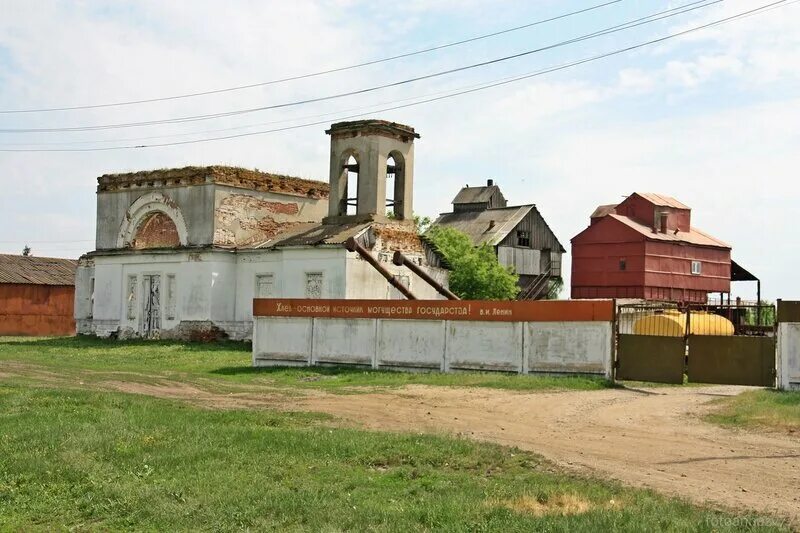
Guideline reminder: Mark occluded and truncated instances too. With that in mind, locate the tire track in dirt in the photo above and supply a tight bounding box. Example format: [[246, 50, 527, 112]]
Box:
[[2, 363, 798, 524], [297, 385, 800, 525]]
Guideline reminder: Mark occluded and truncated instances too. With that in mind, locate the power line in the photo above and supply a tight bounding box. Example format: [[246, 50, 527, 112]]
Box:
[[0, 0, 723, 134], [0, 0, 624, 114], [0, 239, 94, 243], [0, 0, 791, 153]]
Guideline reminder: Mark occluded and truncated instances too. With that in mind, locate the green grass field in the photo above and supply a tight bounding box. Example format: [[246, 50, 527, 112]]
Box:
[[706, 389, 800, 433], [0, 336, 612, 393], [0, 381, 786, 532], [0, 336, 791, 531]]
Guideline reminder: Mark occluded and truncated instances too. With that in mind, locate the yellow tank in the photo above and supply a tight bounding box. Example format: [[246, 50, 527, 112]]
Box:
[[633, 310, 734, 337]]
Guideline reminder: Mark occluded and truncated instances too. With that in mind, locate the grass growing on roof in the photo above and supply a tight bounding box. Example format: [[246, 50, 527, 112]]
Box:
[[0, 336, 612, 392], [0, 382, 786, 532]]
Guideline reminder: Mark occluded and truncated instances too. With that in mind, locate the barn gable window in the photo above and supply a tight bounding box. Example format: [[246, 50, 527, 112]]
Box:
[[517, 230, 530, 247]]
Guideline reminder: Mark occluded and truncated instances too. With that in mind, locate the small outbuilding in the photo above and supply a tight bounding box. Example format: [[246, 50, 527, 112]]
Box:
[[0, 254, 77, 336]]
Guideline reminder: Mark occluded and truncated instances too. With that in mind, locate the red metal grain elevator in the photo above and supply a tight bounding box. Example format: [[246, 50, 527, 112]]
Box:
[[570, 193, 730, 304]]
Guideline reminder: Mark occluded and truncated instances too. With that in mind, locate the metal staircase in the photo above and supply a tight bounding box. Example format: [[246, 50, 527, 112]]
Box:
[[518, 260, 553, 300]]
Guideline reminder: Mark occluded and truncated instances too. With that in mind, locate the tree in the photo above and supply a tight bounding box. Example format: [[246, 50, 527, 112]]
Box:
[[425, 226, 519, 300], [22, 245, 31, 257]]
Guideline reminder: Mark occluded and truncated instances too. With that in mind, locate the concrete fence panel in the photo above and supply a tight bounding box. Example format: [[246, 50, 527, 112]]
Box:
[[252, 298, 615, 376], [777, 300, 800, 390], [254, 316, 312, 366], [311, 318, 375, 366], [526, 322, 612, 377], [377, 319, 444, 370], [446, 321, 523, 372]]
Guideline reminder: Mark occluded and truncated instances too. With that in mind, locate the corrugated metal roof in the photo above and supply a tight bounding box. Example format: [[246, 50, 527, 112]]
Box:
[[252, 222, 371, 249], [452, 185, 500, 205], [0, 254, 77, 286], [633, 193, 690, 209], [609, 214, 730, 248], [433, 205, 534, 246]]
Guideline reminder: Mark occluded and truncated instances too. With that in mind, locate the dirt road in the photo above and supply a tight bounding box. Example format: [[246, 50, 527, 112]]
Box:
[[299, 385, 800, 524]]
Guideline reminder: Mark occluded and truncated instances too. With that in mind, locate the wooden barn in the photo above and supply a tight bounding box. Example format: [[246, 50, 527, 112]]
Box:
[[570, 193, 731, 303], [433, 180, 565, 299], [0, 254, 77, 336]]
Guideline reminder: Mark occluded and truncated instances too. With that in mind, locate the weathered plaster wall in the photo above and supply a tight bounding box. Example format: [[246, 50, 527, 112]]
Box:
[[234, 248, 347, 324], [96, 185, 216, 249], [213, 186, 328, 247], [344, 253, 447, 301]]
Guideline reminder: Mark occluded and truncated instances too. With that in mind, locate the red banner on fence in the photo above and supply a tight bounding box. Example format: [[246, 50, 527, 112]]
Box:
[[253, 299, 614, 323]]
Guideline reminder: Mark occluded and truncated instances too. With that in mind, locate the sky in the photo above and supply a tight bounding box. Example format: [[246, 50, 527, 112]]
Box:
[[0, 0, 798, 300]]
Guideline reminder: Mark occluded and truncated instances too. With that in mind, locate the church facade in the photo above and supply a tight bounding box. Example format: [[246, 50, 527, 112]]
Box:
[[75, 120, 449, 340]]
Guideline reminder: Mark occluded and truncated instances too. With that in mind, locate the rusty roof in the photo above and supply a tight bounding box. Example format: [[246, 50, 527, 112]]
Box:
[[250, 222, 372, 249], [608, 214, 730, 248], [0, 254, 77, 286], [633, 193, 690, 209], [97, 166, 329, 199]]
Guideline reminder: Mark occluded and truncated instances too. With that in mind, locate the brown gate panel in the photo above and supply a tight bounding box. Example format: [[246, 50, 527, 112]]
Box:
[[687, 336, 775, 387], [617, 335, 685, 384]]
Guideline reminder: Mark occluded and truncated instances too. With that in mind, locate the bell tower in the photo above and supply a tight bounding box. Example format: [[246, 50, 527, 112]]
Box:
[[324, 120, 419, 225]]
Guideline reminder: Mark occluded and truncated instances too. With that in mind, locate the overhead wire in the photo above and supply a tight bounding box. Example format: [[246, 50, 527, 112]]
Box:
[[0, 0, 724, 134], [0, 0, 791, 152], [0, 0, 625, 114]]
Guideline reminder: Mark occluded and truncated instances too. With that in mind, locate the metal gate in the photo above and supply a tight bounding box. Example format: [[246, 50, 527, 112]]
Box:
[[616, 304, 685, 384], [142, 274, 161, 338], [685, 304, 775, 387], [615, 303, 776, 386]]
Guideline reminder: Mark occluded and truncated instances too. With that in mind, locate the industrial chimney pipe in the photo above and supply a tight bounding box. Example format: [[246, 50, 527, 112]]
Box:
[[393, 251, 460, 301], [344, 237, 417, 300]]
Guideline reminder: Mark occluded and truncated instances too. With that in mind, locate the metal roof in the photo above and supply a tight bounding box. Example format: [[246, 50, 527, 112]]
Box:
[[251, 222, 371, 249], [731, 260, 758, 282], [608, 214, 730, 248], [590, 204, 617, 218], [633, 193, 690, 209], [434, 205, 534, 247], [0, 254, 77, 286], [452, 185, 502, 205]]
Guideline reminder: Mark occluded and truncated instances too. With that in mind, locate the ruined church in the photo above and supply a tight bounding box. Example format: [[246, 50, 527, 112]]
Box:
[[75, 120, 449, 340]]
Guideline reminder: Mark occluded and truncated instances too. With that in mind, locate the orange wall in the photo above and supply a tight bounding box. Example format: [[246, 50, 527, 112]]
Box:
[[0, 284, 75, 336]]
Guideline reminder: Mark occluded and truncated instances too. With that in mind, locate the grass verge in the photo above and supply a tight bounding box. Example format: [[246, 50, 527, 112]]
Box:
[[0, 336, 612, 392], [706, 389, 800, 433], [0, 382, 786, 531]]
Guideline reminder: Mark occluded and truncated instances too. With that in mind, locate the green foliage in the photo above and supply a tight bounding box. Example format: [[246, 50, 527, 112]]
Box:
[[425, 226, 520, 300], [21, 245, 30, 257]]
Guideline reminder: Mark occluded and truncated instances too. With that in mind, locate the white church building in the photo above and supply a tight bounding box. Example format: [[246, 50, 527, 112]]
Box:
[[75, 120, 449, 340]]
